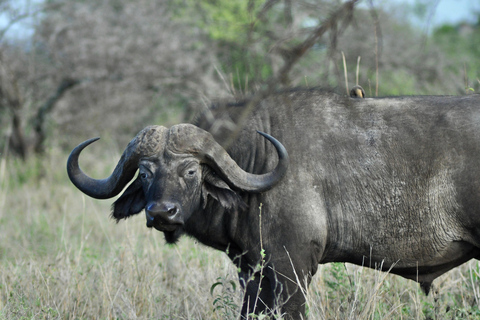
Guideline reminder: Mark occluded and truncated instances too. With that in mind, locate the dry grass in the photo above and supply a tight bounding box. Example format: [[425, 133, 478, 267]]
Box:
[[1, 147, 480, 319]]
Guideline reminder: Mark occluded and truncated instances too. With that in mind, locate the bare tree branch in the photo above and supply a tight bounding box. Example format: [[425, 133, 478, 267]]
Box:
[[279, 0, 359, 85], [257, 0, 281, 21], [224, 0, 360, 148], [33, 77, 81, 154], [0, 2, 61, 42]]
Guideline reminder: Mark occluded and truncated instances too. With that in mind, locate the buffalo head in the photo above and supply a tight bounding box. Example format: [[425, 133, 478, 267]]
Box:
[[67, 124, 288, 241]]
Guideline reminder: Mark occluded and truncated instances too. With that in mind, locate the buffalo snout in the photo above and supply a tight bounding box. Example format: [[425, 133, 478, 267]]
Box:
[[145, 201, 183, 231]]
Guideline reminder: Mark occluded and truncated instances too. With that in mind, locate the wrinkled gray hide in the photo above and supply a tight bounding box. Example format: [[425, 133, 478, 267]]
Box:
[[68, 89, 480, 319]]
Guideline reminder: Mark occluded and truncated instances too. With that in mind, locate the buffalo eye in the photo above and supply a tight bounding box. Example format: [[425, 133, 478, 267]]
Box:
[[182, 164, 198, 179], [139, 167, 151, 181], [186, 169, 196, 177], [179, 160, 200, 179]]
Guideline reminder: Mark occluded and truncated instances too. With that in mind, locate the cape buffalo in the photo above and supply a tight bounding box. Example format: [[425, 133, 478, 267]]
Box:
[[67, 89, 480, 319]]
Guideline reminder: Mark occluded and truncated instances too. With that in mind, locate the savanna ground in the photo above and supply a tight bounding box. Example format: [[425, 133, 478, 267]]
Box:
[[1, 143, 480, 320]]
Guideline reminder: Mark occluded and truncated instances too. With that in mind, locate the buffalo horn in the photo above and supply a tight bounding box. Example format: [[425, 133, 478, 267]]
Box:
[[67, 126, 168, 199], [167, 124, 289, 192]]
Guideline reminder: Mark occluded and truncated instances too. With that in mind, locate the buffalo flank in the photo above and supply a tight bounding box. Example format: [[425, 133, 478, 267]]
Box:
[[68, 90, 480, 319]]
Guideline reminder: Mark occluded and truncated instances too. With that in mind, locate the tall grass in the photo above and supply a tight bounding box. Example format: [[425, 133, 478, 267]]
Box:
[[1, 147, 480, 319]]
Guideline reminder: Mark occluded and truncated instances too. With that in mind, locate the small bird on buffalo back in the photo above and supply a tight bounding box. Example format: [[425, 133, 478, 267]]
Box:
[[350, 85, 366, 98]]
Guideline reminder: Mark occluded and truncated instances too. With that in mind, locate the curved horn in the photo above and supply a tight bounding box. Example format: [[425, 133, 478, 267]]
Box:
[[167, 124, 289, 192], [67, 126, 168, 199]]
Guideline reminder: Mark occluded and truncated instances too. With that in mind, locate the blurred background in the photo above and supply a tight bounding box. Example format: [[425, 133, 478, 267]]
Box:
[[0, 0, 479, 160]]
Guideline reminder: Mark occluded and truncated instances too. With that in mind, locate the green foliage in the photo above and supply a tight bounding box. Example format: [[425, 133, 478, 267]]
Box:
[[377, 70, 417, 96], [432, 19, 480, 92], [5, 157, 43, 188], [195, 0, 262, 43], [172, 0, 275, 91], [325, 262, 353, 303], [210, 276, 239, 318]]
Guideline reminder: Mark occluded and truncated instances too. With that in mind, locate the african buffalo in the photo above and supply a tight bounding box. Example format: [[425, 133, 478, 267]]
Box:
[[67, 89, 480, 319]]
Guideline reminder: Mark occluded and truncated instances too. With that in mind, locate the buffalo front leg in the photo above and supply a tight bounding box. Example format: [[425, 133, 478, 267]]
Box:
[[239, 270, 275, 318], [238, 267, 307, 320], [275, 270, 309, 320]]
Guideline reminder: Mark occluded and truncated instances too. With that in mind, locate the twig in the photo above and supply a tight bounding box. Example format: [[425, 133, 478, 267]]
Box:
[[214, 65, 232, 96], [464, 63, 469, 93], [356, 56, 361, 86], [342, 51, 349, 95], [369, 0, 381, 96], [252, 203, 265, 315], [0, 2, 62, 42], [257, 0, 280, 22], [374, 22, 379, 96]]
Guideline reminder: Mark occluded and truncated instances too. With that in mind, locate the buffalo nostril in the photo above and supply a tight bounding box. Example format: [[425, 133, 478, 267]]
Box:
[[145, 201, 182, 224], [161, 202, 179, 217], [167, 207, 178, 216]]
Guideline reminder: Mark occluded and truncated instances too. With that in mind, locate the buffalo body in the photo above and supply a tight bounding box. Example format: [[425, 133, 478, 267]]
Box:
[[67, 90, 480, 319]]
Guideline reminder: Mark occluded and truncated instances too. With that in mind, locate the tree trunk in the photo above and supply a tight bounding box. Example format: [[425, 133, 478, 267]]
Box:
[[32, 77, 80, 154]]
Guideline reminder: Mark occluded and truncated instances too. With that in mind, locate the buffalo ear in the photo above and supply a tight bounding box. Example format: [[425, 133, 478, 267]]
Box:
[[202, 166, 247, 211], [111, 177, 146, 221]]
